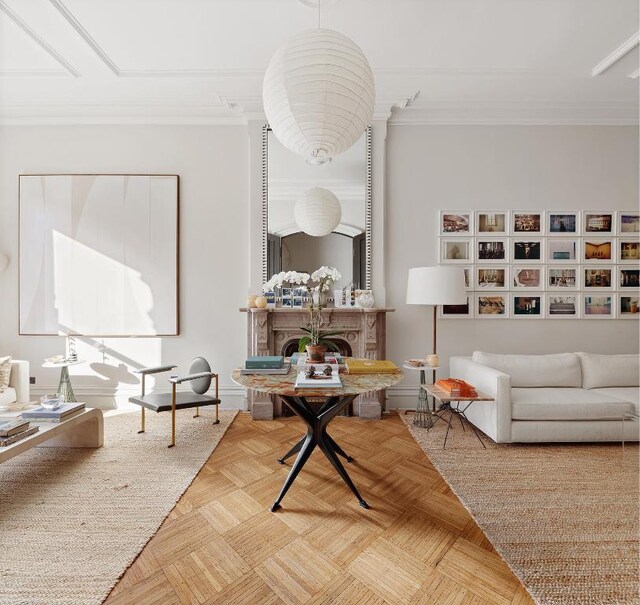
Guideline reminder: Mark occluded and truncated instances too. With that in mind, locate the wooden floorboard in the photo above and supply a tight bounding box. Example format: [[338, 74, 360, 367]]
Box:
[[104, 413, 534, 605]]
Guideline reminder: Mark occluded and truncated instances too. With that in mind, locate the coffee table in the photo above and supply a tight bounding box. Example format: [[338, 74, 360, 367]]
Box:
[[422, 384, 493, 449], [232, 367, 404, 511], [0, 408, 103, 464]]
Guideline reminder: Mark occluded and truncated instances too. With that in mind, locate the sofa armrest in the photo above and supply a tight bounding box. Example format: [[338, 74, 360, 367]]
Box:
[[9, 360, 30, 404], [450, 356, 512, 442]]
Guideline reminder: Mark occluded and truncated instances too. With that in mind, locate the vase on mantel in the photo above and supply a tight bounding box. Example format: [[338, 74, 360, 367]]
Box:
[[312, 290, 328, 307]]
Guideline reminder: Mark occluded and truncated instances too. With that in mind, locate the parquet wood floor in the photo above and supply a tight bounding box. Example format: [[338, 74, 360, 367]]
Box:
[[104, 413, 534, 605]]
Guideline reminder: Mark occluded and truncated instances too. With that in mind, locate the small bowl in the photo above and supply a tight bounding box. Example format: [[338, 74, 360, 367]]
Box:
[[41, 393, 63, 410], [406, 359, 424, 367]]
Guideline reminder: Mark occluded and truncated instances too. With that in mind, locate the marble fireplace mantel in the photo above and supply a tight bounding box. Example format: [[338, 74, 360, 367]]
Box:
[[240, 307, 395, 420]]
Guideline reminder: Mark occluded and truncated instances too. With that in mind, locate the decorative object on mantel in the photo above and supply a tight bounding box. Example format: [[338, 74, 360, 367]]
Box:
[[262, 0, 375, 164], [294, 187, 342, 237], [254, 295, 268, 309], [247, 294, 258, 308], [355, 289, 375, 308]]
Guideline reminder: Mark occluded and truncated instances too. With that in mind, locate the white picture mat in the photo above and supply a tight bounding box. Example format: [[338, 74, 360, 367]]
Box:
[[19, 175, 178, 336]]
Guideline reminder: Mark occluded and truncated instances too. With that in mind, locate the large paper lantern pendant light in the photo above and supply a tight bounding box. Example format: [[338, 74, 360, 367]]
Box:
[[294, 187, 342, 236], [263, 28, 375, 163]]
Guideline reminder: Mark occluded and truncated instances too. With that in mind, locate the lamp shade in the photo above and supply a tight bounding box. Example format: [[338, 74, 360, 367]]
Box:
[[294, 187, 342, 237], [406, 266, 467, 305], [263, 28, 375, 162]]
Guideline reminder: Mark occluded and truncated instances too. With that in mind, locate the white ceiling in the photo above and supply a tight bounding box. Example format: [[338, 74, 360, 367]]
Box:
[[0, 0, 638, 124]]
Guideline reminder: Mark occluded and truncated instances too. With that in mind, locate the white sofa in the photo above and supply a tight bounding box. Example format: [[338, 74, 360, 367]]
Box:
[[0, 360, 30, 411], [450, 352, 639, 443]]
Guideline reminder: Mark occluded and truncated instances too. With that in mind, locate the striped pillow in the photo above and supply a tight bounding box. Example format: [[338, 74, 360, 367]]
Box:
[[0, 356, 11, 393]]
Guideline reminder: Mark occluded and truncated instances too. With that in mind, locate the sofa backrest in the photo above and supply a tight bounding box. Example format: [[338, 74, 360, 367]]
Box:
[[576, 352, 640, 389], [471, 351, 582, 388]]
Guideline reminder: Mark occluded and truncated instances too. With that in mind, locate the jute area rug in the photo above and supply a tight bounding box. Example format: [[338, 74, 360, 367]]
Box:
[[0, 408, 237, 605], [401, 413, 639, 605]]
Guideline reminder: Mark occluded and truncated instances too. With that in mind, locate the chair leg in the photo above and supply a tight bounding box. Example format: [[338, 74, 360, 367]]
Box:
[[213, 403, 220, 425], [169, 384, 176, 448], [138, 407, 145, 434], [193, 405, 199, 418]]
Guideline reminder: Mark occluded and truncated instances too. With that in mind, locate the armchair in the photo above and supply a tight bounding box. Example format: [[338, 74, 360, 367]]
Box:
[[129, 357, 220, 448], [0, 360, 30, 411]]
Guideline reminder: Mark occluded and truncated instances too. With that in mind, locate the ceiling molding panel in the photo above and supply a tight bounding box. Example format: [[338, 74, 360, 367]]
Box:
[[48, 0, 119, 75], [592, 32, 639, 76], [0, 0, 78, 77]]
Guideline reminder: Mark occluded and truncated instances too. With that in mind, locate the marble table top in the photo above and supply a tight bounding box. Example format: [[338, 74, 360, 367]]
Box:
[[231, 367, 404, 398]]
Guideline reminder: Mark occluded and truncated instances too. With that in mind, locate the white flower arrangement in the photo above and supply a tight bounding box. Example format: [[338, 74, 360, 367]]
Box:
[[263, 266, 341, 296]]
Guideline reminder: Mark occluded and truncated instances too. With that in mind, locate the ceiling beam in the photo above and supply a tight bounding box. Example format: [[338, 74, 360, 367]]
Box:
[[592, 31, 639, 77]]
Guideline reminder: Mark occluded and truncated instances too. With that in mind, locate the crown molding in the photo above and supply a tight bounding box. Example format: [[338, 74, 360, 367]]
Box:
[[0, 0, 79, 77], [592, 31, 639, 77]]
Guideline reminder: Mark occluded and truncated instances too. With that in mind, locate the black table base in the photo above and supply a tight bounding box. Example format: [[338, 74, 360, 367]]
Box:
[[271, 394, 368, 512], [431, 401, 487, 449]]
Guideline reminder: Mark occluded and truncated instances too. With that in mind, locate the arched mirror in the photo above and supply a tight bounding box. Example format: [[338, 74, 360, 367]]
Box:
[[262, 125, 372, 291]]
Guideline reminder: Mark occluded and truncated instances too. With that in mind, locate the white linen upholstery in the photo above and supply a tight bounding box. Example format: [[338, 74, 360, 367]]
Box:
[[511, 420, 639, 443], [450, 357, 512, 442], [593, 387, 640, 412], [471, 351, 582, 388], [0, 387, 17, 408], [5, 360, 30, 406], [577, 353, 640, 389], [511, 387, 633, 421]]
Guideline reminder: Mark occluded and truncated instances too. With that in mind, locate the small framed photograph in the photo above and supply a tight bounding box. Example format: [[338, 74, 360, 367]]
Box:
[[547, 238, 579, 263], [619, 295, 640, 318], [440, 211, 473, 236], [265, 291, 276, 309], [282, 297, 293, 308], [462, 266, 473, 290], [512, 212, 543, 235], [281, 288, 292, 298], [584, 295, 613, 318], [547, 294, 580, 318], [512, 266, 543, 290], [292, 297, 304, 308], [476, 294, 509, 318], [547, 211, 579, 235], [476, 267, 508, 290], [584, 239, 613, 262], [512, 239, 544, 262], [620, 268, 640, 289], [439, 296, 474, 319], [476, 211, 508, 235], [583, 267, 613, 290], [477, 239, 508, 262], [618, 211, 640, 235], [583, 211, 614, 235], [547, 266, 578, 290], [440, 239, 472, 263], [619, 241, 640, 264], [512, 294, 544, 319]]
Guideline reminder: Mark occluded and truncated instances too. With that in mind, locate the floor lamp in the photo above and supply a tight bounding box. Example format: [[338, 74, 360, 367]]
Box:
[[406, 266, 468, 425]]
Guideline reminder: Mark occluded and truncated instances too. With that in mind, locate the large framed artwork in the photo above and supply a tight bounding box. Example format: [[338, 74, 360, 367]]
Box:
[[19, 174, 179, 336]]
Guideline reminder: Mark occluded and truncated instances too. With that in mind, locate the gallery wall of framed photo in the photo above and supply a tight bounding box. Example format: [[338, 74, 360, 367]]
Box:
[[438, 210, 640, 320]]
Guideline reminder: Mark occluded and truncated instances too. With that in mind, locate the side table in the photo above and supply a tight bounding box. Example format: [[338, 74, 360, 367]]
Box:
[[403, 363, 439, 429], [42, 359, 85, 403]]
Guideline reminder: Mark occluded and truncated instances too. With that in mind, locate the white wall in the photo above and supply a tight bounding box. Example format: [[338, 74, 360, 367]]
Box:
[[0, 125, 249, 408], [384, 125, 639, 408]]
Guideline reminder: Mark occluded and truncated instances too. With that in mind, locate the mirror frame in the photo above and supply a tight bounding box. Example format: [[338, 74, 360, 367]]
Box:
[[261, 124, 372, 289]]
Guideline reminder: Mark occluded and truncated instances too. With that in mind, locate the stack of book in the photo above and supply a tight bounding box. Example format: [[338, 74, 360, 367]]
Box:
[[435, 379, 478, 398], [294, 369, 342, 389], [241, 356, 291, 375], [21, 401, 86, 423], [345, 359, 399, 374], [0, 419, 39, 447]]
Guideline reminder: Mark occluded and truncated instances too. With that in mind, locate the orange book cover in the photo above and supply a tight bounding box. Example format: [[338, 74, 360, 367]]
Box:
[[345, 359, 400, 374]]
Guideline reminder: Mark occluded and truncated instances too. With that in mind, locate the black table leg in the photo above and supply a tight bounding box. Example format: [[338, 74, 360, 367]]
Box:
[[271, 394, 366, 511]]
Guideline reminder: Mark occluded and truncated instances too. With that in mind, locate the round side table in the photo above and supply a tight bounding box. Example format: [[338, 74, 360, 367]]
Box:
[[403, 363, 439, 429], [42, 359, 85, 403]]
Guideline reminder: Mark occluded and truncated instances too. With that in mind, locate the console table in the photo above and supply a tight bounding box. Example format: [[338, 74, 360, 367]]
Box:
[[240, 307, 394, 420]]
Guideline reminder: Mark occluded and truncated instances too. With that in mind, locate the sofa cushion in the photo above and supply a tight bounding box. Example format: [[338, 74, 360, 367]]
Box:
[[0, 387, 17, 408], [576, 353, 640, 389], [592, 387, 640, 413], [511, 387, 634, 421], [472, 351, 581, 388]]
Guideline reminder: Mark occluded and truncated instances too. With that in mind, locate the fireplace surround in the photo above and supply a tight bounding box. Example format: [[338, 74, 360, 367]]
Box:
[[241, 307, 394, 419]]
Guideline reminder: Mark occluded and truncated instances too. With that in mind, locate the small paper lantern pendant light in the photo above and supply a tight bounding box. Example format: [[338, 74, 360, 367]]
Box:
[[263, 27, 375, 162], [294, 187, 342, 237]]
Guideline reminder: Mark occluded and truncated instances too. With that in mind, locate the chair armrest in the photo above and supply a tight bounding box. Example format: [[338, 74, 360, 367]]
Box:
[[135, 365, 177, 375], [169, 372, 217, 384], [9, 360, 30, 404], [450, 356, 512, 442]]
